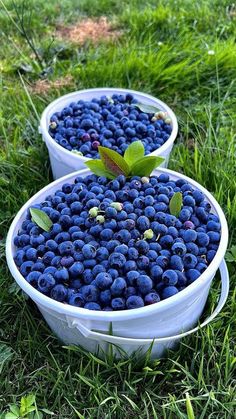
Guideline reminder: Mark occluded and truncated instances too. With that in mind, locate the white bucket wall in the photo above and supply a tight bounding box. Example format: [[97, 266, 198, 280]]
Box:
[[6, 168, 229, 358], [39, 88, 178, 179]]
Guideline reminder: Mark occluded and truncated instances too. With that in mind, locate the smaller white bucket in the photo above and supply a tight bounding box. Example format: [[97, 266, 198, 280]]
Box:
[[39, 88, 178, 179], [6, 168, 229, 359]]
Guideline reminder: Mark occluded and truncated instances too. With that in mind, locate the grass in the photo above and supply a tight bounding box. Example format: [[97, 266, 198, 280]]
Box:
[[0, 0, 235, 417]]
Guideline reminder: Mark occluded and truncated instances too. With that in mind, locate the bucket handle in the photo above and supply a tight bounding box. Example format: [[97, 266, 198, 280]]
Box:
[[68, 260, 229, 345]]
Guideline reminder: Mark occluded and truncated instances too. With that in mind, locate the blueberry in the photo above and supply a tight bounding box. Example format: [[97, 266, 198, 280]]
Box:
[[84, 302, 101, 311], [176, 271, 187, 287], [54, 268, 69, 283], [156, 255, 169, 269], [137, 275, 153, 294], [42, 251, 55, 265], [69, 262, 84, 277], [186, 269, 201, 283], [96, 247, 109, 261], [81, 285, 99, 302], [69, 293, 85, 307], [50, 284, 68, 302], [137, 216, 150, 232], [207, 231, 220, 243], [82, 244, 96, 259], [126, 295, 144, 309], [162, 286, 179, 299], [162, 269, 178, 285], [126, 270, 139, 286], [170, 255, 184, 271], [111, 297, 126, 310], [150, 265, 163, 281], [38, 273, 55, 293], [20, 261, 34, 276], [159, 235, 174, 248], [14, 250, 25, 266], [144, 292, 160, 305], [100, 289, 112, 305], [197, 232, 210, 247], [207, 250, 216, 263], [182, 229, 197, 243], [135, 240, 149, 254], [171, 242, 187, 256], [109, 252, 126, 268], [186, 242, 199, 256], [95, 272, 113, 290], [111, 277, 127, 296], [26, 271, 41, 285], [183, 253, 198, 269], [179, 209, 191, 222], [206, 221, 221, 231]]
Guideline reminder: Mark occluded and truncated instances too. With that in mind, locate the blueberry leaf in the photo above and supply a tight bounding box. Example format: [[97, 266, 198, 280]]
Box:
[[169, 192, 183, 217], [30, 208, 53, 232], [85, 159, 115, 179], [135, 102, 161, 114], [124, 140, 144, 166], [98, 146, 130, 177], [130, 156, 164, 176]]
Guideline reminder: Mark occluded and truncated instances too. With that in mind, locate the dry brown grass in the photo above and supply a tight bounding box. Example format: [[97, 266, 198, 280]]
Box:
[[30, 75, 74, 94], [55, 17, 121, 44]]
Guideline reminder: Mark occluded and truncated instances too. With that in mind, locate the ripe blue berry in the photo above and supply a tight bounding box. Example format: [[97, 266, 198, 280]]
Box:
[[126, 295, 144, 309], [137, 275, 153, 294], [50, 284, 68, 302], [162, 286, 179, 299], [183, 253, 198, 269], [162, 269, 178, 285]]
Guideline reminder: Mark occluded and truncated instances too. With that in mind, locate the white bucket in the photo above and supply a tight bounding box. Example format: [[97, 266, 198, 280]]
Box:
[[6, 168, 229, 359], [39, 88, 178, 179]]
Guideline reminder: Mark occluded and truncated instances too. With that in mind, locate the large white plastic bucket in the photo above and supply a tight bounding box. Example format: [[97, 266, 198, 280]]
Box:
[[6, 168, 229, 359], [39, 88, 178, 179]]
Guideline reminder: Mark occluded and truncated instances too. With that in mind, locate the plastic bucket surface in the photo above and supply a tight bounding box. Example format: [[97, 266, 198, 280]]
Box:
[[6, 168, 229, 358], [39, 88, 178, 179]]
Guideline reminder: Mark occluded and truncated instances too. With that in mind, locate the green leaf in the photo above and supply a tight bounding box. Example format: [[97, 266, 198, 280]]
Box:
[[98, 146, 130, 177], [30, 208, 53, 232], [186, 393, 195, 419], [169, 192, 183, 217], [130, 156, 164, 177], [124, 141, 144, 166], [41, 408, 55, 415], [5, 413, 18, 419], [9, 406, 20, 416], [135, 102, 161, 114], [85, 160, 115, 179]]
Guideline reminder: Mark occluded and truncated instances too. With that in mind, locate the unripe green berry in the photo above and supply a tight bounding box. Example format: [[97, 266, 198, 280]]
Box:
[[110, 202, 123, 211], [164, 117, 172, 124], [155, 111, 166, 120], [96, 215, 105, 223], [141, 176, 149, 184], [89, 207, 99, 217], [49, 121, 57, 129], [143, 229, 154, 240], [151, 116, 157, 122]]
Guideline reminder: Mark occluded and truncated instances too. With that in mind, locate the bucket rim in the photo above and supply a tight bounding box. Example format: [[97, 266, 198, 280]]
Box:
[[39, 87, 178, 162], [6, 167, 228, 321]]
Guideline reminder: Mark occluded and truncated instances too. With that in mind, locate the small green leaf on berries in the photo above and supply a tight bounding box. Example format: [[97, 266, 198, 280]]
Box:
[[135, 103, 161, 114], [124, 140, 144, 166], [98, 146, 130, 177], [85, 159, 115, 179], [169, 192, 183, 217], [130, 156, 164, 177], [30, 208, 53, 232]]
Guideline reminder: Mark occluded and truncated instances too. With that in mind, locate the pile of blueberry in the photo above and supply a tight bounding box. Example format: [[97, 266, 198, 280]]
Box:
[[13, 173, 221, 311], [48, 93, 172, 157]]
